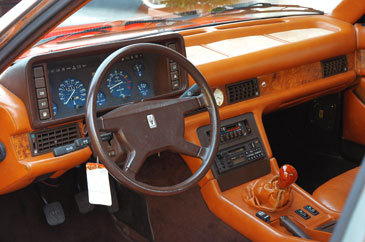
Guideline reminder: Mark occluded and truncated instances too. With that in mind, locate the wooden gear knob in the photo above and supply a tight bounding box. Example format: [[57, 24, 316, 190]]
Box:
[[277, 164, 298, 189]]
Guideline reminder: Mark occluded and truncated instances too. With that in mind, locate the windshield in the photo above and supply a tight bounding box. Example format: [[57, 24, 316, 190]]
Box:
[[36, 0, 342, 45]]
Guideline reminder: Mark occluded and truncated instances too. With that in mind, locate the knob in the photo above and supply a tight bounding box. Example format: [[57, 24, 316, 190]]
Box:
[[277, 164, 298, 189]]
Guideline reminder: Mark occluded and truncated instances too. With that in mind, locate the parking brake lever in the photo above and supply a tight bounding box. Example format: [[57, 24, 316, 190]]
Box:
[[280, 216, 311, 239]]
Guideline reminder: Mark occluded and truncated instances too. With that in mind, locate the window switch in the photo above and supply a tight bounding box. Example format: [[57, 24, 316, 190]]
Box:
[[295, 209, 311, 220], [304, 205, 319, 216], [256, 211, 270, 223]]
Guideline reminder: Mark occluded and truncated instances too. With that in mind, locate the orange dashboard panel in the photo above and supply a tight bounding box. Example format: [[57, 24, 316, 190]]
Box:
[[0, 84, 91, 194]]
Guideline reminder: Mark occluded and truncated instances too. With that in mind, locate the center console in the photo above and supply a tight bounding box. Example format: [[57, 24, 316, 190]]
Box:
[[198, 113, 270, 191], [198, 113, 337, 242]]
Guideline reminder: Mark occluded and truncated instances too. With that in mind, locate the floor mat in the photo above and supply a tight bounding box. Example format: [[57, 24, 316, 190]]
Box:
[[146, 187, 249, 242], [136, 151, 250, 242], [0, 171, 127, 242]]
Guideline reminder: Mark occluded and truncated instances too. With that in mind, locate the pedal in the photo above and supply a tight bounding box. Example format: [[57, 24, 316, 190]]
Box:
[[75, 191, 95, 214], [43, 202, 65, 226], [107, 179, 119, 213]]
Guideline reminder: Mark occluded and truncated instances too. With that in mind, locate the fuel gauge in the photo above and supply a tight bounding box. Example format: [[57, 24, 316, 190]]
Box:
[[137, 82, 150, 96]]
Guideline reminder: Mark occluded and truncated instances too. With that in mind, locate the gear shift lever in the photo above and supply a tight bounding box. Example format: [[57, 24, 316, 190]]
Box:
[[277, 164, 298, 189], [244, 164, 297, 212]]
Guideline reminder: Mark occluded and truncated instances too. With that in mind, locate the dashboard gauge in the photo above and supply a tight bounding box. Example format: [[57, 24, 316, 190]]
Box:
[[96, 91, 106, 106], [58, 78, 87, 109], [52, 102, 58, 116], [137, 82, 150, 96], [213, 88, 224, 106], [107, 70, 132, 98], [133, 62, 145, 77]]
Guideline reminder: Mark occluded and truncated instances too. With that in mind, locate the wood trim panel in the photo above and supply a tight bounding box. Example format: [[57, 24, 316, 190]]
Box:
[[11, 133, 31, 161], [259, 53, 354, 96], [208, 53, 354, 109]]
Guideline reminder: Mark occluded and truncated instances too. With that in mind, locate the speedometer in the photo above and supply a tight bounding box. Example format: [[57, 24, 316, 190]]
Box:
[[58, 78, 87, 109], [107, 70, 133, 99]]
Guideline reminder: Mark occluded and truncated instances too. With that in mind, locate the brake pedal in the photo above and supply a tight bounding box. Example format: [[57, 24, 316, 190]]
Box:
[[43, 202, 65, 226], [75, 191, 95, 214]]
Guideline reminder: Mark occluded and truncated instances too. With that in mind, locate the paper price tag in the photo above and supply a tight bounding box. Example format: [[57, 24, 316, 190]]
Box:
[[86, 163, 112, 206]]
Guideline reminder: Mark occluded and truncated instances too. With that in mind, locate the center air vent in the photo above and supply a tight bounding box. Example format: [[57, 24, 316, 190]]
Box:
[[30, 123, 80, 156], [321, 55, 347, 78], [226, 78, 259, 104]]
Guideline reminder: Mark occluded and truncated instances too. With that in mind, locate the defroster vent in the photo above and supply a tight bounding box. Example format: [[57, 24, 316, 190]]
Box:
[[30, 123, 80, 156], [321, 55, 347, 78], [226, 78, 259, 104]]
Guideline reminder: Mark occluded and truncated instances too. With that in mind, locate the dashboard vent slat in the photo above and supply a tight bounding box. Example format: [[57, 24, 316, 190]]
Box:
[[226, 78, 259, 104], [321, 55, 347, 78], [30, 123, 80, 156]]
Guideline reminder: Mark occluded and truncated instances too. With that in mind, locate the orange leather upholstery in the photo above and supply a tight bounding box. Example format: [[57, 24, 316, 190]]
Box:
[[312, 167, 359, 214]]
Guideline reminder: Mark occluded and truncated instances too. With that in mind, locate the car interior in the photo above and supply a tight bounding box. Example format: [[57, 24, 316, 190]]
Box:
[[0, 0, 364, 241]]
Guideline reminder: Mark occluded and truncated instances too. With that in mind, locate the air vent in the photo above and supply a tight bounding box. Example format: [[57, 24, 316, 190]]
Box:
[[321, 55, 347, 78], [226, 78, 259, 104], [30, 123, 80, 156]]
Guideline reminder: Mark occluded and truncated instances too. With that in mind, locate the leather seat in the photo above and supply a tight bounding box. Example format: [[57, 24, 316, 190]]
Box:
[[312, 167, 359, 214]]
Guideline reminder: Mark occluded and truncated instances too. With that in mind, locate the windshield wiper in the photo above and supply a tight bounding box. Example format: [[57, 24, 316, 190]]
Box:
[[211, 2, 323, 15], [34, 25, 112, 47], [124, 10, 200, 27]]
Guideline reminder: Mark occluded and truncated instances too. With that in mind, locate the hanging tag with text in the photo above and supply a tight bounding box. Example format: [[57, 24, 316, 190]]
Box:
[[86, 163, 112, 206]]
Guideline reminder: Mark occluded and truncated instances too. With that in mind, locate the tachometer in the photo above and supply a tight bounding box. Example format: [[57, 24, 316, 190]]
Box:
[[137, 82, 150, 96], [107, 70, 132, 99], [58, 78, 87, 109]]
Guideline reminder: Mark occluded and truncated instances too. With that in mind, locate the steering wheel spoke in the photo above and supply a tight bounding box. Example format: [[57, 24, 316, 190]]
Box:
[[176, 94, 207, 115], [122, 150, 146, 179], [173, 139, 208, 160]]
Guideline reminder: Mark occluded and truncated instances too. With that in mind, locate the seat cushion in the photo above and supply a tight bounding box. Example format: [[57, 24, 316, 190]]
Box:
[[312, 167, 359, 214]]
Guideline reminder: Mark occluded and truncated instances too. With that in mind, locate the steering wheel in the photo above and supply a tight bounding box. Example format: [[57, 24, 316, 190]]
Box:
[[86, 43, 220, 196]]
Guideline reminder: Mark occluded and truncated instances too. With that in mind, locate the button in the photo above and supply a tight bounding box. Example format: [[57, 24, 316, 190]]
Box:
[[35, 77, 46, 88], [172, 81, 179, 90], [256, 211, 270, 223], [38, 99, 48, 109], [75, 138, 90, 148], [171, 71, 179, 81], [36, 88, 47, 99], [33, 66, 44, 78], [304, 205, 319, 216], [53, 144, 77, 157], [170, 62, 178, 72], [295, 209, 311, 220], [39, 109, 50, 120]]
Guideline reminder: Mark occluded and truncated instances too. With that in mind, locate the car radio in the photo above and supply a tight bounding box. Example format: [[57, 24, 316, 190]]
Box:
[[198, 113, 270, 191], [215, 138, 265, 174]]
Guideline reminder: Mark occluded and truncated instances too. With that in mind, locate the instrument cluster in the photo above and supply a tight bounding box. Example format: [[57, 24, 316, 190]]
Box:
[[48, 53, 157, 119]]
